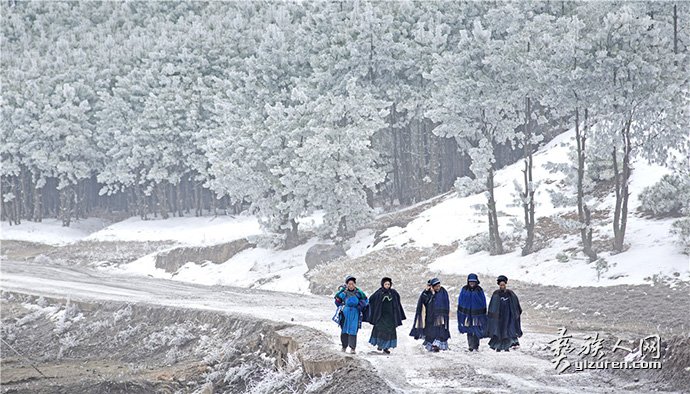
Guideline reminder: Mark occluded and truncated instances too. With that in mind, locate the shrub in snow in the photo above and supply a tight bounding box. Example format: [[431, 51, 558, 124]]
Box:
[[671, 218, 690, 255], [165, 347, 185, 365], [58, 333, 79, 359], [454, 176, 485, 198], [54, 312, 72, 335], [144, 330, 170, 351], [1, 324, 17, 343], [586, 152, 615, 182], [167, 326, 196, 347], [464, 233, 490, 255], [144, 324, 197, 352], [36, 297, 48, 307], [113, 305, 133, 323], [556, 252, 569, 263], [591, 258, 616, 282], [639, 174, 690, 218], [247, 234, 284, 249], [16, 309, 48, 326], [116, 324, 142, 344], [85, 319, 111, 334], [33, 254, 52, 264], [221, 355, 305, 393]]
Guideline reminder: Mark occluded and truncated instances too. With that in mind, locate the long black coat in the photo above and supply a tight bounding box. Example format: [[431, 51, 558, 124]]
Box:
[[364, 287, 406, 326], [485, 289, 522, 340]]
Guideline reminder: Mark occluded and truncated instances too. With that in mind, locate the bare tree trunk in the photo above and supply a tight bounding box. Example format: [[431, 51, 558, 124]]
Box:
[[20, 168, 31, 222], [0, 177, 6, 223], [184, 179, 191, 215], [365, 186, 375, 209], [486, 166, 504, 255], [576, 108, 598, 261], [210, 189, 217, 216], [2, 176, 20, 225], [401, 125, 413, 204], [13, 176, 21, 225], [60, 184, 73, 227], [521, 96, 536, 256], [177, 181, 184, 217], [195, 182, 202, 217], [33, 185, 43, 222], [73, 180, 85, 220], [136, 185, 148, 220], [673, 4, 678, 63], [337, 216, 348, 242], [171, 182, 178, 217], [284, 218, 299, 249], [391, 104, 402, 205], [612, 118, 632, 252], [156, 182, 169, 219]]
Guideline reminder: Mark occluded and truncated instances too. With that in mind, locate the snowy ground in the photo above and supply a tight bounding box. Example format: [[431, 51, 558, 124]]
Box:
[[0, 218, 110, 246], [2, 260, 683, 393], [1, 128, 688, 392]]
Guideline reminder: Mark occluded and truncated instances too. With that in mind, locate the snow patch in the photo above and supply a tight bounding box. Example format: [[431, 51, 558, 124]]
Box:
[[1, 218, 110, 246]]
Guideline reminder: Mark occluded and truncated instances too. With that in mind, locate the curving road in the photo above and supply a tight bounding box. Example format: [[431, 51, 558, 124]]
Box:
[[1, 260, 674, 393]]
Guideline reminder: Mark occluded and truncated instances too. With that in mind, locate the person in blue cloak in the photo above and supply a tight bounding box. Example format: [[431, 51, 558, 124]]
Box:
[[365, 277, 406, 354], [457, 273, 487, 352], [486, 275, 522, 352], [334, 275, 368, 354], [409, 277, 450, 352]]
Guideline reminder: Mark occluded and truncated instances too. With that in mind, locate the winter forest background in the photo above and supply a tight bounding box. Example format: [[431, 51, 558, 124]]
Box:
[[2, 1, 689, 257]]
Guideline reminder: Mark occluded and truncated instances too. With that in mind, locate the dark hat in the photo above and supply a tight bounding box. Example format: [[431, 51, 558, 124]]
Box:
[[429, 277, 441, 286], [467, 273, 480, 284], [497, 275, 508, 284], [381, 277, 392, 287], [345, 275, 356, 284]]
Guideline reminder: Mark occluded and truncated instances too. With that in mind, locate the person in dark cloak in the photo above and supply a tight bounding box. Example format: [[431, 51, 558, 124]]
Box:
[[334, 275, 368, 354], [486, 275, 522, 352], [409, 277, 450, 352], [457, 273, 487, 352], [365, 277, 406, 354]]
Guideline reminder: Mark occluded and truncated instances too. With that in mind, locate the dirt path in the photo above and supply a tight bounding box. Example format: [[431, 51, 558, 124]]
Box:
[[2, 260, 681, 393]]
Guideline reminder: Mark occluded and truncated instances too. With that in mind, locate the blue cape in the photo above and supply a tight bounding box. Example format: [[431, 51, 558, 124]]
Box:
[[457, 284, 487, 337]]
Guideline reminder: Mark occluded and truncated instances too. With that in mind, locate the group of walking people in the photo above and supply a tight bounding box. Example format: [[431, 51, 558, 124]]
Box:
[[332, 274, 522, 354]]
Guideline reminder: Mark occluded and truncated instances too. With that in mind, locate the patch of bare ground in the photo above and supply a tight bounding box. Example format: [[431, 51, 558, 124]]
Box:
[[370, 192, 452, 232], [43, 240, 178, 267], [0, 292, 393, 394], [1, 240, 57, 261], [307, 244, 459, 305]]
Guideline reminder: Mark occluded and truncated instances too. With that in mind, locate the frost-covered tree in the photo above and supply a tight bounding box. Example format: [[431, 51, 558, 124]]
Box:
[[541, 3, 615, 261], [204, 3, 312, 247], [286, 80, 388, 240], [428, 12, 530, 255], [579, 3, 689, 252]]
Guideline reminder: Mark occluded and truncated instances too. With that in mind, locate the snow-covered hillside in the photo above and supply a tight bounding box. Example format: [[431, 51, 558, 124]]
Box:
[[361, 130, 689, 287], [2, 130, 688, 291]]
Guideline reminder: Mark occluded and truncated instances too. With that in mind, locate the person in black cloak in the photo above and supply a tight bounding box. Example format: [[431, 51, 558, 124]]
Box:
[[365, 277, 406, 354], [409, 277, 451, 352], [486, 275, 522, 352], [457, 273, 487, 352]]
